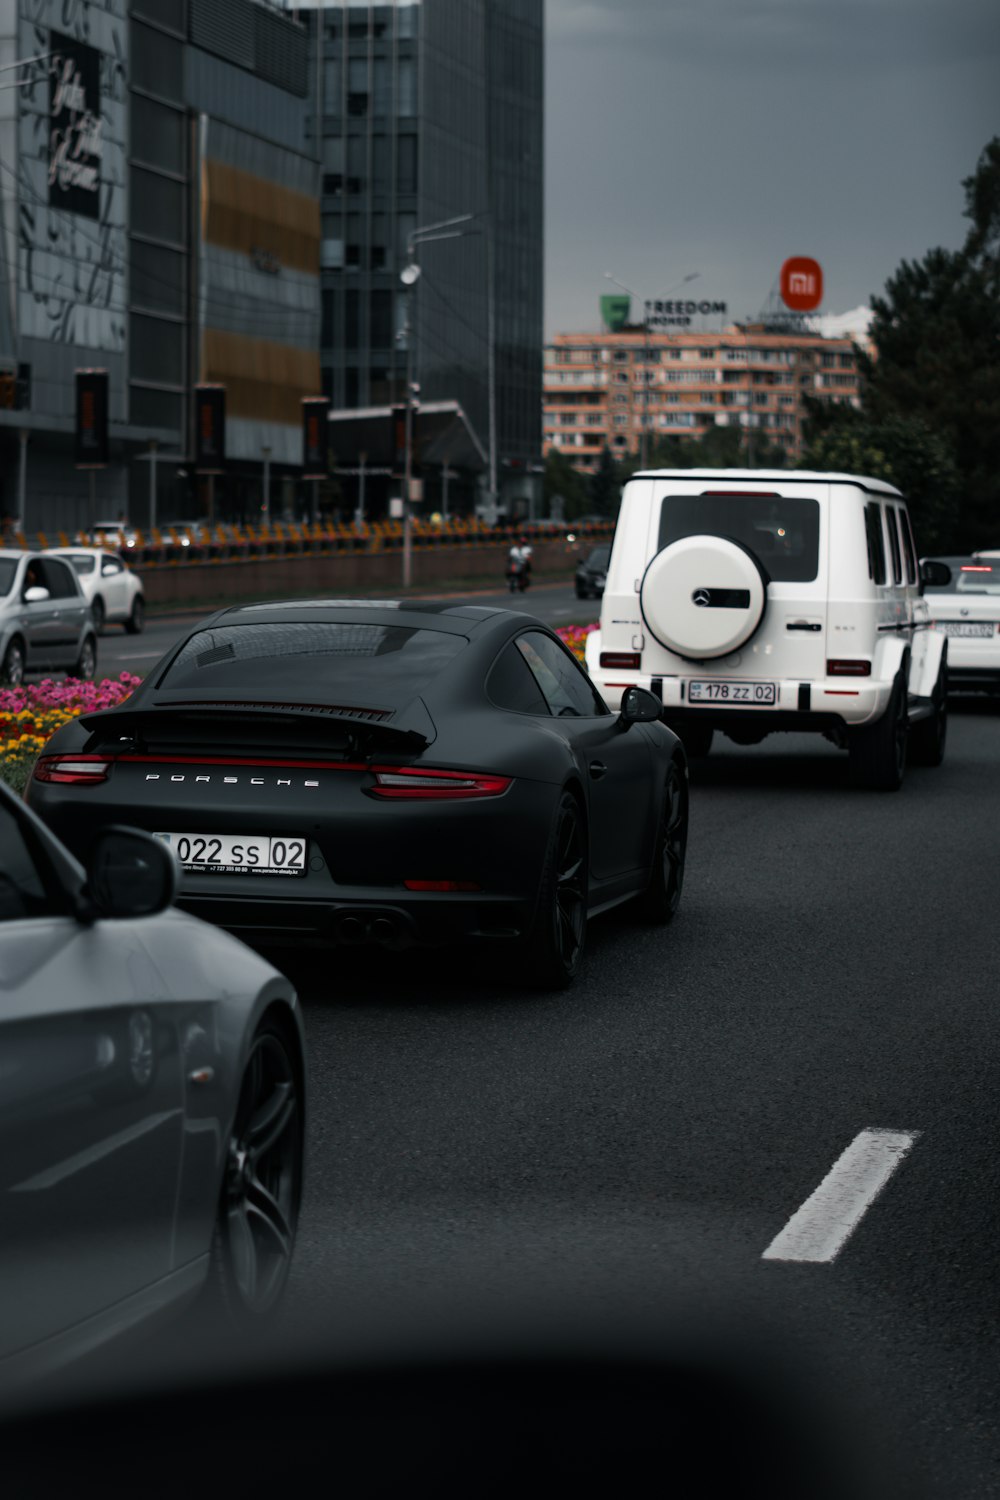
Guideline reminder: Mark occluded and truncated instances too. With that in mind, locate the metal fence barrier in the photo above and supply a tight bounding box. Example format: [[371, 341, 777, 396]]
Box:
[[3, 518, 614, 568]]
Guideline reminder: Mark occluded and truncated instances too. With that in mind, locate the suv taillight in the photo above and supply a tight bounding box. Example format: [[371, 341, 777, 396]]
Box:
[[599, 652, 641, 669], [826, 659, 872, 677], [33, 754, 113, 784]]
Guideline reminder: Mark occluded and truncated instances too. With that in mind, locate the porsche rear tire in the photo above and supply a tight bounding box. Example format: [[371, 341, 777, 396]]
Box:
[[637, 757, 688, 924], [523, 791, 587, 990]]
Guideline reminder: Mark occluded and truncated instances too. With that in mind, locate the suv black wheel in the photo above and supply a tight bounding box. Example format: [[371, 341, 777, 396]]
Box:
[[523, 791, 587, 990], [909, 652, 948, 768], [637, 757, 688, 923], [849, 664, 909, 791], [679, 722, 713, 759], [206, 1020, 303, 1326]]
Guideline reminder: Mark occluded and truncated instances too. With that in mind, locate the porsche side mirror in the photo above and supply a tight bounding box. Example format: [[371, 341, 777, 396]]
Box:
[[920, 559, 952, 589], [619, 686, 662, 727], [84, 827, 178, 921]]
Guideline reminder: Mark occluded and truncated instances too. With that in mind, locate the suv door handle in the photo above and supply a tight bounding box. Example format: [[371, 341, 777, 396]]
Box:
[[589, 760, 607, 780]]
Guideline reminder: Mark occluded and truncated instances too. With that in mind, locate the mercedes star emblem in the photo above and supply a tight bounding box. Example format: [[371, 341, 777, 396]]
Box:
[[692, 589, 711, 607]]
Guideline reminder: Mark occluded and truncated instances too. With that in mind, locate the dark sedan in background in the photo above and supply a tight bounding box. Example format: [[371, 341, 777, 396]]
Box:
[[26, 600, 688, 989], [575, 545, 610, 600]]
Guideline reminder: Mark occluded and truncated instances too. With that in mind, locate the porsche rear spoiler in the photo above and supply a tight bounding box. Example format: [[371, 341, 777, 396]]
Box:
[[79, 697, 436, 753]]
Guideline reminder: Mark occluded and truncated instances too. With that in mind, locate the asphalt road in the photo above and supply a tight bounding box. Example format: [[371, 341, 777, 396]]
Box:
[[76, 585, 1000, 1491], [274, 700, 1000, 1499], [92, 579, 594, 679]]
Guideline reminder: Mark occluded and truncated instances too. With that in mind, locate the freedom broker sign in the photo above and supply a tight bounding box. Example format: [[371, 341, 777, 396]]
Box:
[[645, 297, 728, 329], [48, 32, 102, 221]]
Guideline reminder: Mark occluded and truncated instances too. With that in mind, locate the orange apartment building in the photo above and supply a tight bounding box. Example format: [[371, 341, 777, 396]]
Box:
[[542, 326, 862, 471]]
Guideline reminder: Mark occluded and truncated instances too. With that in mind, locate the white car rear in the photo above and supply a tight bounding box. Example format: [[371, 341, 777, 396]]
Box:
[[586, 469, 948, 790], [921, 556, 1000, 693]]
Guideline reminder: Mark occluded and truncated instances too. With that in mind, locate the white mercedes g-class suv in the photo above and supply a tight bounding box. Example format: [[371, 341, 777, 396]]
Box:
[[585, 470, 949, 790]]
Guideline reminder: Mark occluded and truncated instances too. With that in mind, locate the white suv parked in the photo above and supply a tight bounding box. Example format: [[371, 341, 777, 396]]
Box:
[[586, 469, 949, 790]]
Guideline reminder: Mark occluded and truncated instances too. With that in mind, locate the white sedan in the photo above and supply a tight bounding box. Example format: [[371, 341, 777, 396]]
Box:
[[47, 547, 145, 635], [922, 555, 1000, 694]]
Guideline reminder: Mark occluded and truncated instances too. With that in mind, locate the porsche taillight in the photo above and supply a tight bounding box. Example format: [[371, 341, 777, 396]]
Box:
[[368, 767, 511, 800], [33, 754, 114, 785]]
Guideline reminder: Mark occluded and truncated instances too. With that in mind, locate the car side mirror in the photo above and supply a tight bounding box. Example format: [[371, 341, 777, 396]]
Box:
[[619, 686, 662, 727], [84, 827, 178, 920], [23, 585, 50, 603], [920, 559, 951, 589]]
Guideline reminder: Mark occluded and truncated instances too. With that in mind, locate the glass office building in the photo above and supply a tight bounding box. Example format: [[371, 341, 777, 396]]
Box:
[[293, 0, 543, 513]]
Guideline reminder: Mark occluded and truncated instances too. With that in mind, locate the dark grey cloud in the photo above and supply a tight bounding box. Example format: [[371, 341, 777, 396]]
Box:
[[544, 0, 1000, 336]]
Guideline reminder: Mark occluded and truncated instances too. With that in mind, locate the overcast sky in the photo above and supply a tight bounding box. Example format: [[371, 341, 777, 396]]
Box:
[[544, 0, 1000, 337]]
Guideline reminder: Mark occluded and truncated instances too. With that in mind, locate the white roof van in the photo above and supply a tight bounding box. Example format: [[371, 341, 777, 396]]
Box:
[[586, 470, 949, 790]]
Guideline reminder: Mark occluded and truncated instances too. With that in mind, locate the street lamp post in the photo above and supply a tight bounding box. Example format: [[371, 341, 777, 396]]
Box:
[[262, 445, 271, 524], [398, 213, 477, 588]]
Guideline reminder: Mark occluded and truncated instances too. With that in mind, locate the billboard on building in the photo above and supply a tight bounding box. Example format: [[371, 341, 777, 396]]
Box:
[[48, 32, 102, 221], [780, 258, 824, 313], [600, 295, 631, 333], [302, 398, 329, 478], [195, 385, 226, 472], [75, 369, 108, 468]]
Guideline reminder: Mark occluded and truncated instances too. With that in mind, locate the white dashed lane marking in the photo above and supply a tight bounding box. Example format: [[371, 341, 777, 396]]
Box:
[[762, 1128, 921, 1264]]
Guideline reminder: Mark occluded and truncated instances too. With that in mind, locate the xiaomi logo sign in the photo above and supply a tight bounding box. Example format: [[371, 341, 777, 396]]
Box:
[[780, 257, 823, 313]]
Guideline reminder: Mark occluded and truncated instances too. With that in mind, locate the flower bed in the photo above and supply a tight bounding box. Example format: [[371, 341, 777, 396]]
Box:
[[555, 622, 599, 663], [0, 675, 141, 795]]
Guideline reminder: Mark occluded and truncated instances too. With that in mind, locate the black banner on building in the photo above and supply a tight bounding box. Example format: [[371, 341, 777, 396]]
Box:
[[390, 403, 407, 476], [49, 32, 102, 221], [195, 385, 226, 472], [302, 397, 329, 478], [75, 369, 108, 467]]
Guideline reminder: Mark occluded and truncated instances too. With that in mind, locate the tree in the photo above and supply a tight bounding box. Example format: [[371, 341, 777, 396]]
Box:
[[588, 446, 622, 517], [806, 136, 1000, 552], [543, 447, 589, 520]]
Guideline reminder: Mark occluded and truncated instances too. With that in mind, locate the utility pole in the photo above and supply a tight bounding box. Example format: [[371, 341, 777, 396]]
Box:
[[399, 214, 476, 586], [604, 271, 699, 470]]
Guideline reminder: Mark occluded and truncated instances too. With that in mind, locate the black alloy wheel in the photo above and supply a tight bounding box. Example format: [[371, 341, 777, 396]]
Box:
[[637, 757, 688, 924], [525, 791, 587, 989], [1, 637, 25, 687], [73, 634, 97, 681], [91, 596, 105, 635], [849, 665, 909, 791], [909, 654, 948, 768], [125, 595, 145, 635], [209, 1022, 303, 1323]]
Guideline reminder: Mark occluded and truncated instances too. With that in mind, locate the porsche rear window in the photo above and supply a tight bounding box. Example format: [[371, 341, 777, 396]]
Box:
[[657, 492, 820, 582], [160, 622, 467, 704]]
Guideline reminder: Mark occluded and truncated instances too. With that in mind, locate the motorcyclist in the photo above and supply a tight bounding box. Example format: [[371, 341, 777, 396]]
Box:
[[507, 534, 533, 591]]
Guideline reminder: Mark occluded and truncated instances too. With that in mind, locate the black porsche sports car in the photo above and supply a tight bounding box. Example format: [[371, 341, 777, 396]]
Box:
[[26, 601, 688, 988]]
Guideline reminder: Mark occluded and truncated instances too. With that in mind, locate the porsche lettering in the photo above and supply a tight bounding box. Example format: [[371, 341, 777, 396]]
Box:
[[144, 773, 320, 788]]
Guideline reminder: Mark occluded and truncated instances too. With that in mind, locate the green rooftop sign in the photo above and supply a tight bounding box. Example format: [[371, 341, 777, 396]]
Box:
[[600, 294, 631, 332]]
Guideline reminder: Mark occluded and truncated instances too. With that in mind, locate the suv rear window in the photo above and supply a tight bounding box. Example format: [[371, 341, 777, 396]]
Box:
[[928, 561, 1000, 594], [657, 492, 820, 582], [160, 622, 467, 705]]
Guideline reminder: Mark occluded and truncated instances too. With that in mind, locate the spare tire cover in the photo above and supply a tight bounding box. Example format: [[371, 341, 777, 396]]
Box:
[[640, 535, 768, 661]]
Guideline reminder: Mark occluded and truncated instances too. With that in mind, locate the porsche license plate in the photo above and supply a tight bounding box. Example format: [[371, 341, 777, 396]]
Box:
[[154, 832, 307, 876], [688, 680, 777, 705]]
